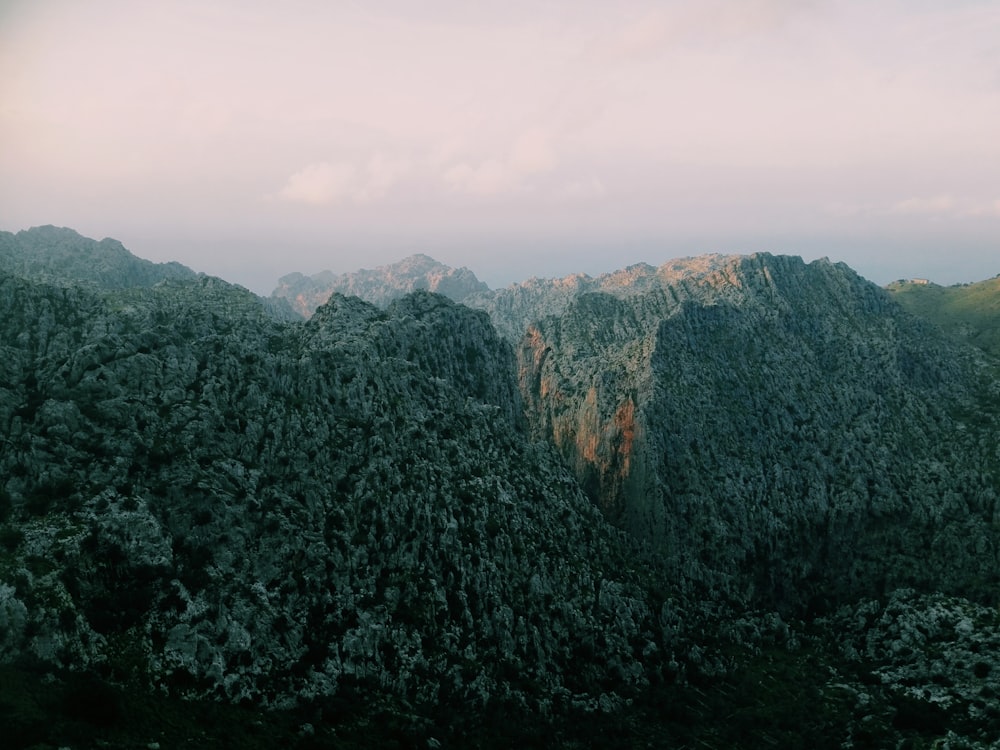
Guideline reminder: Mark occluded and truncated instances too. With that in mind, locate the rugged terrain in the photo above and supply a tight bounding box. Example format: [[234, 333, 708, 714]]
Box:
[[1, 227, 999, 747], [272, 253, 488, 318], [488, 254, 1000, 614]]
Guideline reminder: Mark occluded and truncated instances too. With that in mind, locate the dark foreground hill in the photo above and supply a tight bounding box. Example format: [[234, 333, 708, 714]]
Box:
[[2, 232, 1000, 747]]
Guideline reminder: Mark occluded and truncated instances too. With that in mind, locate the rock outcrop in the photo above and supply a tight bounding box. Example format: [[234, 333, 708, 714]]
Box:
[[3, 230, 999, 746], [272, 253, 488, 317], [0, 270, 663, 735], [474, 254, 1000, 613], [0, 226, 198, 290]]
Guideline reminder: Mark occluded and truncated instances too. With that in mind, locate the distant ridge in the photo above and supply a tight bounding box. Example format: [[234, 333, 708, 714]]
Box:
[[887, 275, 1000, 359], [271, 253, 489, 317], [0, 225, 199, 289]]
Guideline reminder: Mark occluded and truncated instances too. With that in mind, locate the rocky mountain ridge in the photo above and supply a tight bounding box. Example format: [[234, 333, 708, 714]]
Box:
[[0, 226, 199, 290], [272, 253, 488, 318], [0, 266, 672, 743], [2, 229, 1000, 747], [503, 254, 1000, 613]]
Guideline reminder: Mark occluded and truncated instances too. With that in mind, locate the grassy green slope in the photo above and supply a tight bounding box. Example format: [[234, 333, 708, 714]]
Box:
[[887, 275, 1000, 359]]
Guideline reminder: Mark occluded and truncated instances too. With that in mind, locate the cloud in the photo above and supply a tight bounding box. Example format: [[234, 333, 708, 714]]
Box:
[[276, 162, 356, 205], [963, 199, 1000, 218], [444, 159, 519, 195], [889, 195, 957, 217], [509, 129, 557, 175], [442, 128, 559, 196], [828, 195, 1000, 220], [274, 153, 410, 205], [357, 153, 411, 202], [559, 176, 607, 201], [590, 0, 812, 62], [890, 195, 1000, 219]]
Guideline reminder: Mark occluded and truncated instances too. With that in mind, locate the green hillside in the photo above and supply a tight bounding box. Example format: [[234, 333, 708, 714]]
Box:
[[888, 275, 1000, 359]]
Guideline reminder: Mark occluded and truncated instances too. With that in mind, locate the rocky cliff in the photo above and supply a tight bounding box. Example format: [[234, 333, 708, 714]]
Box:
[[272, 253, 489, 318], [473, 254, 1000, 613], [0, 269, 666, 742]]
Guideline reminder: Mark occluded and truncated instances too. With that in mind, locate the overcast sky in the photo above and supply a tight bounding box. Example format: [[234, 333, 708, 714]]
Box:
[[2, 0, 998, 293]]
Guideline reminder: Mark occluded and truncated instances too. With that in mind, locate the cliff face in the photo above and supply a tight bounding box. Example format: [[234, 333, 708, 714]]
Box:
[[272, 253, 489, 317], [0, 271, 660, 723], [492, 254, 1000, 612]]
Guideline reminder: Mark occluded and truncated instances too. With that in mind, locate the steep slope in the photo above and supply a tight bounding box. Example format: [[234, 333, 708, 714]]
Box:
[[272, 253, 488, 317], [887, 276, 1000, 360], [0, 272, 663, 738], [0, 226, 198, 289], [499, 254, 1000, 612]]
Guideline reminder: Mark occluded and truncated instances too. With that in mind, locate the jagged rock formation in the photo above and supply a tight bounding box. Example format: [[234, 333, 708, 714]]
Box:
[[471, 254, 1000, 613], [0, 225, 301, 322], [807, 587, 1000, 746], [0, 226, 198, 289], [0, 269, 664, 735], [3, 229, 1000, 746], [887, 275, 1000, 360], [272, 253, 489, 317]]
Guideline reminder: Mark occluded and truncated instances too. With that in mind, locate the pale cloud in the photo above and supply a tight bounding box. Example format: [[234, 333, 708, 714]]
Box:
[[273, 153, 410, 205], [559, 177, 608, 201], [276, 162, 357, 205], [590, 0, 812, 61], [961, 199, 1000, 219], [889, 196, 1000, 219], [889, 195, 959, 217], [357, 153, 411, 202], [444, 159, 519, 196], [509, 129, 558, 175], [829, 195, 1000, 220], [443, 128, 559, 196]]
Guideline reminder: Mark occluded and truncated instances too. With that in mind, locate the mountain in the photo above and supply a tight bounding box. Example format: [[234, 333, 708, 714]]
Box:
[[271, 253, 489, 317], [887, 276, 1000, 360], [3, 229, 1000, 747], [0, 268, 673, 745], [472, 254, 1000, 613], [0, 226, 199, 289]]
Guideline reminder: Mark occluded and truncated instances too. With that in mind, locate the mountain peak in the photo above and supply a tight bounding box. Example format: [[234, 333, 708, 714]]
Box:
[[271, 253, 489, 317], [0, 225, 198, 289]]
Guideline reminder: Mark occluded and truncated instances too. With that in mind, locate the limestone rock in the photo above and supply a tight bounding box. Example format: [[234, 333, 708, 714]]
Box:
[[272, 253, 489, 317]]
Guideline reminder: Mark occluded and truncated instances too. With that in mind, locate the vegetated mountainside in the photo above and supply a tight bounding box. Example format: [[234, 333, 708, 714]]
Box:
[[0, 225, 302, 322], [472, 254, 1000, 614], [4, 230, 1000, 747], [887, 276, 1000, 360], [0, 226, 199, 289], [0, 269, 673, 744], [272, 253, 488, 318]]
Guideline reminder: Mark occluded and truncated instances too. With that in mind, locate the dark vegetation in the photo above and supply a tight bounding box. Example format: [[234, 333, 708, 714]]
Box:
[[1, 230, 999, 747]]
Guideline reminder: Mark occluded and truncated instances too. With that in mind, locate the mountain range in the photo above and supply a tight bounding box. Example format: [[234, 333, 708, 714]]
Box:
[[1, 226, 999, 748]]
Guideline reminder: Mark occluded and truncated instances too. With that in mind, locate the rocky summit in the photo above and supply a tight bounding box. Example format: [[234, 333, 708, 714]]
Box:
[[272, 253, 489, 318], [482, 254, 1000, 613], [1, 229, 999, 748]]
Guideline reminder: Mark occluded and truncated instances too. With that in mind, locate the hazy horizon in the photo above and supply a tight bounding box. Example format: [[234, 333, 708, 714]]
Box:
[[2, 0, 998, 294]]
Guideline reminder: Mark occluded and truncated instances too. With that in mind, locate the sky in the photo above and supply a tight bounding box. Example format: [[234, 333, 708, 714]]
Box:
[[2, 0, 999, 294]]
